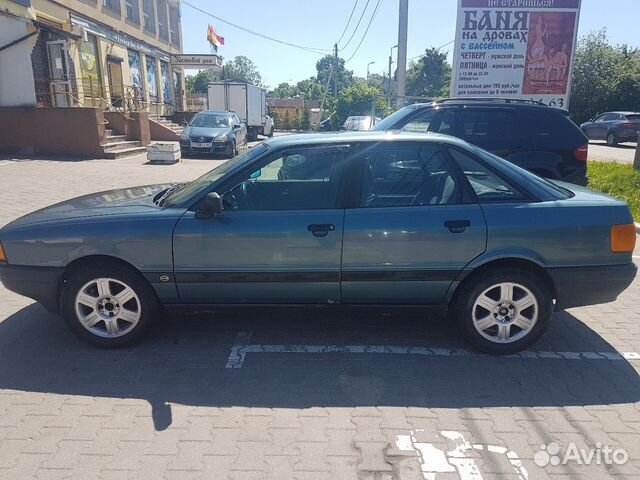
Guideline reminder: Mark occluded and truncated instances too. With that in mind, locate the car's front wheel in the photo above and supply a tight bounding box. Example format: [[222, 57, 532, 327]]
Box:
[[61, 263, 159, 348], [453, 268, 553, 354]]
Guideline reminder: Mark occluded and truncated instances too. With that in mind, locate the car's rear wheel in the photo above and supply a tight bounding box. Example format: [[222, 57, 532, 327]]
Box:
[[452, 268, 553, 354], [61, 263, 159, 348], [606, 132, 618, 147]]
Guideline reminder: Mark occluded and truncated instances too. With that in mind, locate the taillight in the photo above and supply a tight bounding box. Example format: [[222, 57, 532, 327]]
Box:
[[611, 224, 636, 253], [574, 143, 588, 162], [0, 242, 6, 263], [621, 122, 633, 127]]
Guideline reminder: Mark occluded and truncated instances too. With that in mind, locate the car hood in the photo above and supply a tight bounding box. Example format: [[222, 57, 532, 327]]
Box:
[[184, 126, 230, 138], [2, 184, 173, 230]]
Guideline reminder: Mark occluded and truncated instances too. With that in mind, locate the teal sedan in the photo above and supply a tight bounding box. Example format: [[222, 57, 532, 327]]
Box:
[[0, 132, 636, 354]]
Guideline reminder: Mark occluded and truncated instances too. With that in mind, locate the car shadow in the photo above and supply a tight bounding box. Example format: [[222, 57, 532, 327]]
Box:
[[0, 303, 637, 431]]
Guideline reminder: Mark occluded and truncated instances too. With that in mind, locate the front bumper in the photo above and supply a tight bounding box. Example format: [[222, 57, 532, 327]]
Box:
[[180, 140, 232, 155], [550, 262, 637, 310], [0, 264, 63, 313]]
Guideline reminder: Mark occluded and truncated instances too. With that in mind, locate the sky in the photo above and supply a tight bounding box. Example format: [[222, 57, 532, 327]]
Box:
[[180, 0, 640, 88]]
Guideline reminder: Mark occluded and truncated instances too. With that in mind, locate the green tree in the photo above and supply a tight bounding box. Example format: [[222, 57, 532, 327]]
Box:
[[213, 56, 263, 86], [570, 30, 640, 124], [367, 73, 385, 92], [316, 54, 354, 96], [269, 82, 297, 98], [185, 70, 211, 93], [300, 108, 311, 130], [296, 77, 324, 100], [406, 47, 452, 99], [333, 83, 389, 127]]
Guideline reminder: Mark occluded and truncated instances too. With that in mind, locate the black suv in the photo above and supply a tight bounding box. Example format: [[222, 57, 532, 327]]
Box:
[[373, 98, 589, 185]]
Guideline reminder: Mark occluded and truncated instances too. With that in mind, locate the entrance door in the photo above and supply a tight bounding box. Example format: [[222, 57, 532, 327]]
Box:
[[107, 60, 124, 107], [47, 41, 70, 107]]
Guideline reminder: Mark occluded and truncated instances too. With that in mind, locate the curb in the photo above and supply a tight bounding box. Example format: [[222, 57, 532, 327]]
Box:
[[636, 223, 640, 234]]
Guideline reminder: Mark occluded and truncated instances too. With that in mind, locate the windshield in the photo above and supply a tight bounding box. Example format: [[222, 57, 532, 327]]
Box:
[[372, 105, 422, 131], [190, 113, 230, 128], [163, 143, 269, 207]]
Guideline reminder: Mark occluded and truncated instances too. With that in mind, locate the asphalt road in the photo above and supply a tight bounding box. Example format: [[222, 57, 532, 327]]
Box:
[[589, 140, 638, 164]]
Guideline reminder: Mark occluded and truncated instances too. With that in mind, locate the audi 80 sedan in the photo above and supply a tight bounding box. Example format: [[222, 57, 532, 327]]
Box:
[[0, 132, 636, 354]]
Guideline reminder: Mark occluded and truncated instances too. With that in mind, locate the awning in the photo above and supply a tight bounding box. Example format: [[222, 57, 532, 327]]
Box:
[[34, 20, 81, 40]]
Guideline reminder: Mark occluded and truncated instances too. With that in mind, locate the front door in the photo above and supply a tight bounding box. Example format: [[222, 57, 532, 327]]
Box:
[[107, 60, 124, 107], [341, 143, 487, 304], [46, 41, 70, 107], [173, 146, 348, 304]]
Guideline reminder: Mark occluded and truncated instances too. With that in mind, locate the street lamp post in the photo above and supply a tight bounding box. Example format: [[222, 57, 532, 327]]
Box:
[[388, 45, 398, 108], [366, 61, 375, 84]]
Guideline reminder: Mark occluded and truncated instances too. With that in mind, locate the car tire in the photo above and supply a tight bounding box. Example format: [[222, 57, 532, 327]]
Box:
[[606, 132, 618, 147], [60, 263, 159, 348], [452, 268, 553, 355], [230, 140, 237, 158], [268, 128, 274, 138]]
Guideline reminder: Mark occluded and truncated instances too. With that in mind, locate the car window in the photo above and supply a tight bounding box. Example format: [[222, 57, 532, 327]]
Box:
[[190, 114, 230, 128], [224, 149, 344, 211], [447, 147, 527, 203], [603, 113, 619, 121], [401, 109, 456, 135], [233, 114, 241, 125], [594, 115, 607, 123], [459, 109, 517, 150], [626, 114, 640, 123], [360, 144, 463, 208]]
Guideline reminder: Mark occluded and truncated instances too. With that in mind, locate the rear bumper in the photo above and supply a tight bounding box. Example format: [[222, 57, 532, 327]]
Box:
[[0, 264, 63, 313], [549, 263, 637, 310]]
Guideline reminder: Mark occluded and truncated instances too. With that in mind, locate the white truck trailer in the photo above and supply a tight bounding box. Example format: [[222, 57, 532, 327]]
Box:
[[207, 82, 271, 141]]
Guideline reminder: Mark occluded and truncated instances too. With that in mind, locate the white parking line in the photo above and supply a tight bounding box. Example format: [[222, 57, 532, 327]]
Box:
[[224, 334, 640, 368], [0, 161, 12, 167]]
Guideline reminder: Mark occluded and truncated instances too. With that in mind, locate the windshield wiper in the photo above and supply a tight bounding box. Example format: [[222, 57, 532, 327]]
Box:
[[154, 183, 186, 207]]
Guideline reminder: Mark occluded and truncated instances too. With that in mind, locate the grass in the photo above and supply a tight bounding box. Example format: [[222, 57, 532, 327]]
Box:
[[588, 161, 640, 222]]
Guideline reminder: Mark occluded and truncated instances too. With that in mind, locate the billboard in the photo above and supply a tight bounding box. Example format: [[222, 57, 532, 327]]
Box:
[[451, 0, 581, 109]]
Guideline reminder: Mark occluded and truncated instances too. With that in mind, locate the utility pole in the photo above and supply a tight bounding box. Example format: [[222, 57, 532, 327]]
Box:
[[396, 0, 408, 108], [387, 54, 392, 108], [333, 43, 338, 98], [634, 132, 640, 171]]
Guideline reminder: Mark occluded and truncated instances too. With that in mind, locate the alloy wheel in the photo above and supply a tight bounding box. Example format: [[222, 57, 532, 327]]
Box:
[[471, 282, 539, 344], [74, 278, 141, 338]]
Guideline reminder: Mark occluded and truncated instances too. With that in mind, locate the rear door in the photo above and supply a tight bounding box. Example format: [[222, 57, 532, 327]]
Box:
[[341, 142, 487, 304]]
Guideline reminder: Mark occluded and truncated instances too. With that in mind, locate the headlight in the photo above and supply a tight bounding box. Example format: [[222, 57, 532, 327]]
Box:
[[180, 132, 189, 141], [214, 134, 228, 142]]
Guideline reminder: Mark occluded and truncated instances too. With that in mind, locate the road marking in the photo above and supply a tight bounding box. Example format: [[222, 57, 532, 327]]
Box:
[[224, 339, 640, 369], [395, 430, 528, 480], [0, 161, 12, 167]]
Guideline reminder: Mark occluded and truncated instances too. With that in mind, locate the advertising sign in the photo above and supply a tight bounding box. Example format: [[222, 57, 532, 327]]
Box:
[[451, 0, 581, 108]]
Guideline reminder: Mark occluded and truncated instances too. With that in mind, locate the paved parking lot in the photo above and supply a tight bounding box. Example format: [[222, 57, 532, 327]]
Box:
[[0, 152, 639, 480], [589, 141, 638, 164]]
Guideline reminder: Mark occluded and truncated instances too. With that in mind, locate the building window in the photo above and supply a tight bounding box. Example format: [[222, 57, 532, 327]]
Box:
[[156, 0, 168, 40], [142, 0, 155, 33], [125, 0, 140, 23], [103, 0, 121, 13], [169, 3, 180, 47]]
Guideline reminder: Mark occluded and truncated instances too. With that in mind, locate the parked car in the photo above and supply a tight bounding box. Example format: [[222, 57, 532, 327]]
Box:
[[373, 98, 589, 185], [180, 110, 247, 157], [0, 132, 636, 354], [263, 114, 274, 137], [319, 118, 332, 131], [580, 111, 640, 146], [343, 115, 381, 131]]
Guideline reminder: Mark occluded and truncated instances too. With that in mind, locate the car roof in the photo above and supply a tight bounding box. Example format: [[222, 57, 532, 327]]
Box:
[[403, 100, 570, 115], [604, 111, 640, 115], [198, 110, 232, 115], [262, 131, 472, 148]]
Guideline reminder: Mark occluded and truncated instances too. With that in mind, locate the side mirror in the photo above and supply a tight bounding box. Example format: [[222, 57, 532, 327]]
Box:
[[249, 169, 262, 179], [195, 192, 223, 219], [233, 124, 242, 130]]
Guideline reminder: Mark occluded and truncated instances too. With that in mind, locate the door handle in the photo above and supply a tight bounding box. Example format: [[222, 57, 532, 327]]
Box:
[[307, 224, 335, 237], [444, 219, 471, 233]]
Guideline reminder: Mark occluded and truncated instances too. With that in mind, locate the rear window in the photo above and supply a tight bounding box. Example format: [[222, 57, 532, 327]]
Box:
[[626, 114, 640, 123], [521, 108, 585, 148]]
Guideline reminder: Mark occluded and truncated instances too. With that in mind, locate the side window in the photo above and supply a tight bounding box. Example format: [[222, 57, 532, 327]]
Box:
[[459, 109, 517, 150], [360, 145, 463, 208], [402, 109, 456, 135], [522, 108, 553, 148], [233, 115, 241, 125], [224, 149, 344, 211], [447, 147, 526, 203], [594, 114, 607, 123]]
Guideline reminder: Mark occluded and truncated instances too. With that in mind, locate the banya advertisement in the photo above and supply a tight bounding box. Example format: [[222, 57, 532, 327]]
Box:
[[451, 0, 582, 108]]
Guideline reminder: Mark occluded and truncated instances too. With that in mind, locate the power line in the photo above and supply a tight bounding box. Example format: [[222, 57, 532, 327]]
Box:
[[407, 39, 455, 63], [335, 0, 360, 46], [181, 0, 331, 55], [344, 0, 383, 63], [338, 0, 371, 51]]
